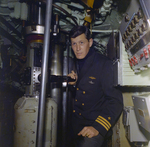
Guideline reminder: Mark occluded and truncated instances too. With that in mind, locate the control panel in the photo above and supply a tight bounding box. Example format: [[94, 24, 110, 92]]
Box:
[[120, 0, 150, 72]]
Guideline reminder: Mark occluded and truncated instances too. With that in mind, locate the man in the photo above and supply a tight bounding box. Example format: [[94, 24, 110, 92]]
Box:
[[68, 25, 123, 147]]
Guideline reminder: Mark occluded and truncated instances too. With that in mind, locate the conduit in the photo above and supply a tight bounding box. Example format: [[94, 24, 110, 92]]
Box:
[[36, 0, 53, 146]]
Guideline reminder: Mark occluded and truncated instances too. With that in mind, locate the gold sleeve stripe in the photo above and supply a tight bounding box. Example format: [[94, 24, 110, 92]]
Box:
[[96, 117, 110, 129], [98, 116, 111, 127], [95, 119, 109, 131]]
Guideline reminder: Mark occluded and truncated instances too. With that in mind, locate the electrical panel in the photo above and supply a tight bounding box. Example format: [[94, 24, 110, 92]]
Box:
[[123, 106, 148, 142], [108, 0, 150, 86], [107, 31, 150, 86], [120, 0, 150, 73], [132, 93, 150, 134]]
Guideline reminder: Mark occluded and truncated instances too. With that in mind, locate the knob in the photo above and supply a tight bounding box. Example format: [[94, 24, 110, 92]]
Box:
[[129, 40, 133, 46], [128, 25, 132, 32], [127, 43, 130, 48], [141, 22, 147, 31], [126, 30, 130, 36], [131, 35, 136, 42], [122, 36, 125, 42], [125, 43, 129, 50], [127, 41, 131, 47], [123, 33, 127, 40], [137, 9, 143, 19], [134, 15, 139, 24], [134, 32, 139, 39], [138, 28, 143, 36], [131, 20, 135, 28], [125, 14, 130, 22]]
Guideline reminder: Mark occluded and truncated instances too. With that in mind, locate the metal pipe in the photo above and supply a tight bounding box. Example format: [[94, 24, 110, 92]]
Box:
[[91, 29, 118, 33], [0, 16, 22, 38], [52, 4, 78, 26], [38, 2, 42, 25], [50, 40, 64, 147], [0, 25, 22, 49], [36, 0, 53, 146], [62, 40, 70, 146]]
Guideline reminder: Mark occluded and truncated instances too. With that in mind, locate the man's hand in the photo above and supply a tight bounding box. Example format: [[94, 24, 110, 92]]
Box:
[[67, 70, 77, 85], [78, 126, 99, 138]]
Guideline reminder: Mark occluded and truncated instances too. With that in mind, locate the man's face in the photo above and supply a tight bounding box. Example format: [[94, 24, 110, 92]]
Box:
[[71, 33, 93, 59]]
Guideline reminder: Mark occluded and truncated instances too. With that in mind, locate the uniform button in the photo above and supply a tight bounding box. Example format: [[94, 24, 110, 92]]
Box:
[[82, 103, 84, 106], [73, 110, 75, 113], [79, 113, 81, 115], [75, 99, 77, 101], [83, 91, 85, 94], [77, 88, 79, 90]]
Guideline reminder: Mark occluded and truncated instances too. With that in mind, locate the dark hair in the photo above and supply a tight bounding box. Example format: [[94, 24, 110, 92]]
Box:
[[69, 25, 91, 41]]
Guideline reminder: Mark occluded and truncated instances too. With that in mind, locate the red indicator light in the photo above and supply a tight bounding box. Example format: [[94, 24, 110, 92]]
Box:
[[140, 53, 144, 60], [133, 56, 138, 64], [143, 48, 149, 59], [129, 59, 133, 67], [148, 45, 150, 55], [131, 58, 135, 65]]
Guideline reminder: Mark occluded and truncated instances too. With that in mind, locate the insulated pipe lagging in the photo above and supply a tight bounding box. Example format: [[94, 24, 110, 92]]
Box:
[[36, 0, 53, 146]]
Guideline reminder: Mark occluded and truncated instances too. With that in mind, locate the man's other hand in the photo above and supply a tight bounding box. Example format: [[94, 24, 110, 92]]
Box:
[[67, 70, 77, 85], [78, 126, 99, 138]]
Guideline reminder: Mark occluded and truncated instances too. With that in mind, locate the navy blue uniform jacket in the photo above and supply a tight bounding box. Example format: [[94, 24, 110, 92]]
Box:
[[72, 48, 123, 137]]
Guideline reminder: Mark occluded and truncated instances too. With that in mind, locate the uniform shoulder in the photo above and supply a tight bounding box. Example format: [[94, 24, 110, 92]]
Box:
[[95, 51, 112, 62]]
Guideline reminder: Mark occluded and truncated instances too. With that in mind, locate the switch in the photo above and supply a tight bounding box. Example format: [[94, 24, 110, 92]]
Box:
[[128, 42, 131, 47], [131, 36, 136, 42], [134, 15, 139, 24], [124, 33, 128, 39], [131, 20, 135, 28], [128, 25, 132, 32], [122, 36, 125, 42], [129, 59, 133, 67], [134, 32, 139, 39], [125, 44, 128, 50], [133, 56, 138, 64], [143, 48, 149, 59], [127, 42, 131, 48], [141, 22, 147, 32], [129, 40, 133, 46], [131, 58, 135, 65], [148, 45, 150, 55], [140, 53, 144, 60], [126, 30, 130, 36], [125, 14, 130, 22], [137, 9, 142, 19], [138, 28, 143, 36]]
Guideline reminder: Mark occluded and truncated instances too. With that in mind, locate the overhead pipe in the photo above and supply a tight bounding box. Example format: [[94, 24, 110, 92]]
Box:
[[52, 3, 78, 26], [0, 16, 22, 38], [0, 26, 22, 48], [36, 0, 53, 146], [92, 29, 118, 33]]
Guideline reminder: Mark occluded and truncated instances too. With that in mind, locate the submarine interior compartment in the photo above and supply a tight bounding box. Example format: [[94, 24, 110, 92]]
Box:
[[0, 0, 150, 146]]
